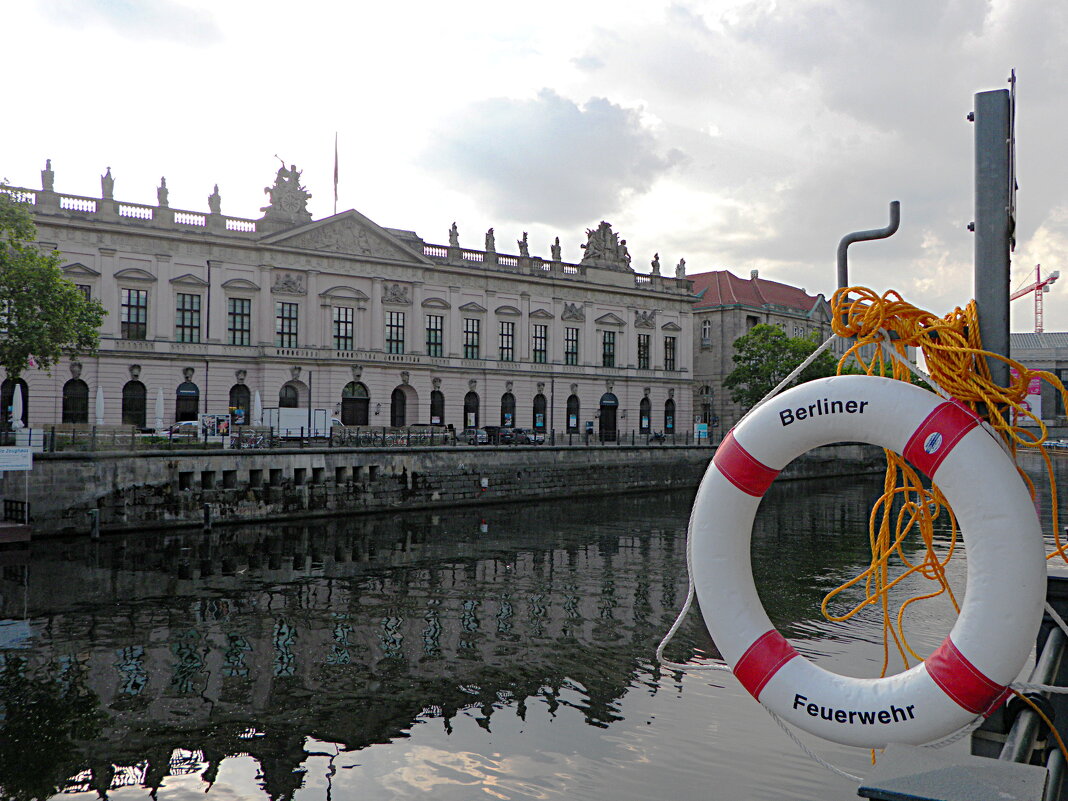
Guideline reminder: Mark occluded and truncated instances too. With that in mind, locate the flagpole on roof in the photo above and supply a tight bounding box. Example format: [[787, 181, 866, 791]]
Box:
[[333, 131, 338, 216]]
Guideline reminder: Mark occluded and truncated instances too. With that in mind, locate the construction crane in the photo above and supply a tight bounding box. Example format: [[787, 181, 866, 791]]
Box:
[[1010, 264, 1059, 333]]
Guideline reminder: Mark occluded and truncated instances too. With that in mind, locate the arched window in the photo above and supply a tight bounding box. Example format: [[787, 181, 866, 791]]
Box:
[[390, 387, 407, 427], [566, 394, 580, 433], [639, 396, 651, 433], [532, 393, 547, 430], [279, 384, 299, 408], [122, 380, 147, 428], [463, 391, 480, 429], [701, 319, 712, 340], [175, 381, 199, 422], [430, 390, 445, 425], [229, 384, 251, 425], [664, 398, 676, 433], [1, 379, 28, 429], [699, 385, 713, 426], [62, 378, 89, 424], [500, 392, 516, 427], [341, 381, 369, 426]]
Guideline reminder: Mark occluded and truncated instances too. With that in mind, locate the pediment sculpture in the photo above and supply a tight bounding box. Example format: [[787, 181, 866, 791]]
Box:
[[580, 221, 632, 272]]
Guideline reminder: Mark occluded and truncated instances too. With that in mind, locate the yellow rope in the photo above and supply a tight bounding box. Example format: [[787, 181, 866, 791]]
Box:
[[823, 287, 1068, 673]]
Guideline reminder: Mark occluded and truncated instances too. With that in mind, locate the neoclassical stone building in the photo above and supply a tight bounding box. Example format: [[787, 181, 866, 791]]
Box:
[[3, 162, 695, 438]]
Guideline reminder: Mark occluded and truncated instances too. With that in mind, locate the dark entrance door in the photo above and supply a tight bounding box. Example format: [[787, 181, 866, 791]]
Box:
[[390, 387, 406, 427], [341, 382, 369, 426], [175, 382, 199, 422], [599, 392, 618, 442]]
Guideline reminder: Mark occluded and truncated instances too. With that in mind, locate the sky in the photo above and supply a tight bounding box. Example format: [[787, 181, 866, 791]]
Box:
[[3, 0, 1068, 330]]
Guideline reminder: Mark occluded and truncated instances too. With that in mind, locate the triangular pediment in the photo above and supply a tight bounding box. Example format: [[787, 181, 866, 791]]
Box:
[[422, 297, 451, 309], [661, 321, 682, 332], [62, 262, 100, 277], [259, 209, 431, 265], [221, 278, 261, 291], [114, 267, 157, 283], [596, 312, 626, 327], [459, 302, 487, 313], [529, 308, 554, 319], [320, 285, 370, 301], [170, 273, 209, 287], [495, 305, 521, 317]]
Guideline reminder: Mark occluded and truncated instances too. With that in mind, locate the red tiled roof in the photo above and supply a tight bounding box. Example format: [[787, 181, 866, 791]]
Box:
[[690, 270, 824, 313]]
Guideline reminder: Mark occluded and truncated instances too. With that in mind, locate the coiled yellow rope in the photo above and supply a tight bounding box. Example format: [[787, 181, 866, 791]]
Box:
[[823, 286, 1068, 675]]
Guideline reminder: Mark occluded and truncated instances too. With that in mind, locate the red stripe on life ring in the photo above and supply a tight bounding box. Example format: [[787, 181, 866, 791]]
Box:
[[733, 629, 800, 700], [902, 401, 981, 478], [926, 636, 1010, 716], [714, 431, 780, 497]]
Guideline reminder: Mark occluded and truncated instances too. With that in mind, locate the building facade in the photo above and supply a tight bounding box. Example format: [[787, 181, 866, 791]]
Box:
[[689, 269, 835, 436], [3, 162, 695, 438]]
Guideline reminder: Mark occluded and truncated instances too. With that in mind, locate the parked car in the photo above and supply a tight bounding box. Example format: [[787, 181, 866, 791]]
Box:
[[166, 420, 200, 437], [512, 428, 545, 445], [462, 428, 489, 445], [483, 425, 517, 444]]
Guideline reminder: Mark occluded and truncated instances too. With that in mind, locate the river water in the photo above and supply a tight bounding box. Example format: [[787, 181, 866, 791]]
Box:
[[0, 463, 1055, 801]]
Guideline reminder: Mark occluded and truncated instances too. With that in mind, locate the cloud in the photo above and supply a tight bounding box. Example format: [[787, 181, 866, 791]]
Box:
[[39, 0, 221, 45], [423, 89, 686, 226]]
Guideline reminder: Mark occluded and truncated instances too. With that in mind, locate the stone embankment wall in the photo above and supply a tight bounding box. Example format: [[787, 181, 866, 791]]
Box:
[[5, 444, 885, 536]]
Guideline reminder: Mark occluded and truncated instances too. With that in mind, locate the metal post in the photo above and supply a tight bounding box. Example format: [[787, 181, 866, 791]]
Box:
[[972, 88, 1013, 387]]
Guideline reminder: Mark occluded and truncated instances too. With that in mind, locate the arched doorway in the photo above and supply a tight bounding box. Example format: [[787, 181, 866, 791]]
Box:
[[500, 392, 515, 427], [122, 380, 147, 428], [430, 390, 445, 425], [390, 386, 407, 426], [229, 384, 251, 425], [463, 391, 480, 429], [175, 381, 199, 422], [639, 396, 651, 433], [62, 378, 89, 424], [341, 381, 369, 426], [566, 394, 579, 433], [1, 379, 28, 428], [665, 398, 676, 433], [599, 392, 618, 441], [279, 382, 302, 408], [532, 393, 547, 431]]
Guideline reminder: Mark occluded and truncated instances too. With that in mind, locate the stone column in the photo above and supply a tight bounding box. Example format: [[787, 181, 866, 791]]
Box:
[[447, 286, 461, 356], [520, 292, 531, 362], [409, 281, 424, 354], [370, 278, 384, 351], [98, 248, 119, 338], [304, 270, 321, 348], [258, 265, 275, 347], [205, 259, 223, 343], [152, 254, 170, 340]]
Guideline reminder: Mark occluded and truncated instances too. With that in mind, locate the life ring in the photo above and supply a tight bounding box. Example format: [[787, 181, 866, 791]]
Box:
[[690, 375, 1046, 748]]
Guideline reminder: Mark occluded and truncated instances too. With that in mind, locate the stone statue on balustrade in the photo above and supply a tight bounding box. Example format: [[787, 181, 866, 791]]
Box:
[[551, 236, 562, 261], [518, 232, 529, 258], [157, 177, 169, 207], [41, 159, 54, 192], [676, 258, 686, 278], [261, 162, 312, 224], [101, 167, 114, 199], [651, 252, 660, 275], [208, 184, 221, 214], [580, 221, 633, 271], [485, 228, 496, 252], [449, 222, 459, 248]]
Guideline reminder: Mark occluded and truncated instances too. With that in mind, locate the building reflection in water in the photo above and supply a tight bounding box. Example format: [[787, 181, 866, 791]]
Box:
[[0, 478, 892, 799]]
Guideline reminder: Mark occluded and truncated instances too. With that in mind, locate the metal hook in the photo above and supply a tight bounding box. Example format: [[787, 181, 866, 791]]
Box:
[[836, 201, 900, 289]]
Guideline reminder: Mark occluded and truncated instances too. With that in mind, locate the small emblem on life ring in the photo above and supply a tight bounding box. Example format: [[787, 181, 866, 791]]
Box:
[[923, 432, 943, 454]]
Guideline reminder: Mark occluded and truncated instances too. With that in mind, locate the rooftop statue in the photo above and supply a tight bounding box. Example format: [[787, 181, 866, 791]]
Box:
[[676, 257, 686, 279], [101, 167, 114, 199], [208, 184, 221, 214], [485, 227, 496, 252], [518, 232, 529, 258], [580, 221, 633, 271], [41, 159, 54, 192], [449, 222, 459, 248], [551, 236, 562, 261], [261, 162, 312, 222], [650, 252, 661, 275], [157, 177, 169, 207]]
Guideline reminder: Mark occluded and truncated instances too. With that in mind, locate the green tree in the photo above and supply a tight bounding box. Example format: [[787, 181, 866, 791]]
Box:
[[0, 192, 105, 380], [724, 324, 847, 408]]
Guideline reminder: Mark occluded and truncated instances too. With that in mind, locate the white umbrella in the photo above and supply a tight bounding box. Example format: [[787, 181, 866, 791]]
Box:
[[95, 385, 104, 425], [154, 387, 164, 431], [253, 390, 262, 426], [10, 383, 23, 430]]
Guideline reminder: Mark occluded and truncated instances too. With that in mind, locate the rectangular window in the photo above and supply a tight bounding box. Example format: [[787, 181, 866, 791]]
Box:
[[601, 330, 616, 368], [532, 324, 548, 363], [463, 318, 480, 360], [637, 333, 650, 369], [227, 297, 251, 345], [564, 327, 579, 366], [120, 288, 148, 340], [498, 320, 515, 361], [175, 293, 201, 343], [275, 301, 298, 348], [425, 314, 443, 357], [76, 284, 92, 301], [664, 336, 677, 371], [333, 306, 354, 351], [386, 311, 405, 354]]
